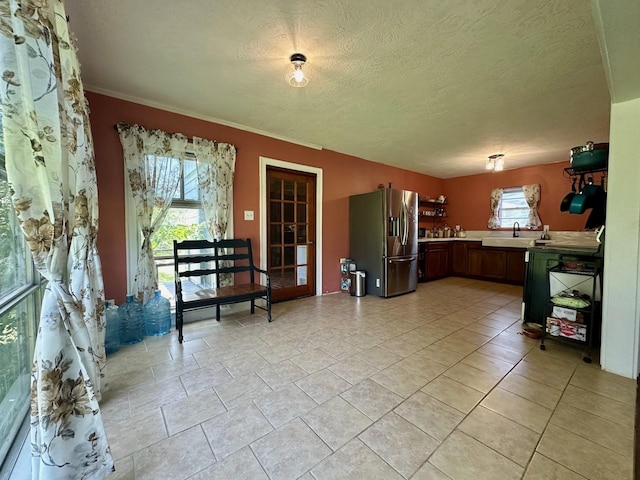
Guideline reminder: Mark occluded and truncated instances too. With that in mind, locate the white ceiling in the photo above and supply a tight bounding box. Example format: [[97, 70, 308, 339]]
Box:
[[66, 0, 612, 178]]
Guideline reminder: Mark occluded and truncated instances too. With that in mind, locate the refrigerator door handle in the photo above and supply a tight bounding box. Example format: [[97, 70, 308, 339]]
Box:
[[401, 201, 408, 246], [389, 257, 414, 263]]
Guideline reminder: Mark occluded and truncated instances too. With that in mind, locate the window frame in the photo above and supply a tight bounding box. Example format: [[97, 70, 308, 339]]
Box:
[[0, 117, 42, 469], [123, 148, 233, 300], [496, 186, 532, 229]]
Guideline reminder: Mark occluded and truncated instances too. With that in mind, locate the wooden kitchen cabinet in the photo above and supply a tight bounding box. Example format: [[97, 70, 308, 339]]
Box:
[[505, 249, 526, 283], [451, 242, 467, 275], [482, 249, 507, 280], [421, 240, 526, 285], [425, 242, 452, 281], [467, 243, 483, 277]]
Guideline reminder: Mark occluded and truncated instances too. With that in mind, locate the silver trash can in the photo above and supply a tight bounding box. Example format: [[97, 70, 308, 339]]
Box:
[[350, 271, 366, 297]]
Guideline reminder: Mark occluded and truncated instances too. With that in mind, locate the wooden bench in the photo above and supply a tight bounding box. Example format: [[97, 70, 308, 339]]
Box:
[[173, 238, 271, 343]]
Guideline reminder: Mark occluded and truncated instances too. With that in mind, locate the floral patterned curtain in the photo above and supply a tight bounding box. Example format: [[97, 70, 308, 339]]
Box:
[[193, 137, 236, 287], [0, 1, 113, 478], [522, 183, 542, 228], [487, 188, 503, 229], [116, 123, 188, 304]]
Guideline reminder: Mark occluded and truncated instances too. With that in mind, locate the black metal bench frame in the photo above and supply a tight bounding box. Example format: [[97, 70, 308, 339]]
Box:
[[173, 238, 272, 343]]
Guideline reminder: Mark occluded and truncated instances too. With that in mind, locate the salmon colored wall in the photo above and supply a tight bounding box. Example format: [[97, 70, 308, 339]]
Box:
[[88, 92, 443, 302], [443, 162, 590, 232]]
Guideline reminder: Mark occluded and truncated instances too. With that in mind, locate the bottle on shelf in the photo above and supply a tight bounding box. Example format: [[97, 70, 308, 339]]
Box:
[[143, 290, 171, 336], [118, 294, 144, 345], [105, 301, 120, 355]]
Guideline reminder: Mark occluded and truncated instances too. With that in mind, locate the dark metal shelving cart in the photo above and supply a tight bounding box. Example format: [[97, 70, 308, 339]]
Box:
[[541, 255, 603, 363]]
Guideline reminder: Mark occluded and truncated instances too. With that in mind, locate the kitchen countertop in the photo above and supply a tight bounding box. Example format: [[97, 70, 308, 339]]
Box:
[[417, 230, 599, 250]]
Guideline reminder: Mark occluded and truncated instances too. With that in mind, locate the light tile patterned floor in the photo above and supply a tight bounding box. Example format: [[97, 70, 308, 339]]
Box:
[[100, 278, 635, 480]]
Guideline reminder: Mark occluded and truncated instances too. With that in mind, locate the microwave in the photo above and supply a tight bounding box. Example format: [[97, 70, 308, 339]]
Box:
[[418, 227, 426, 238]]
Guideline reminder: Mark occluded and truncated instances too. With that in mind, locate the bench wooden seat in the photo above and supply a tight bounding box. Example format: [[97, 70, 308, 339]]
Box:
[[173, 238, 272, 343]]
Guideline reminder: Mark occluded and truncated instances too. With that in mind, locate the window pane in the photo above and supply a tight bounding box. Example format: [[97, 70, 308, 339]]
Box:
[[152, 207, 209, 302], [0, 291, 38, 464], [183, 159, 200, 201], [152, 207, 208, 258], [498, 188, 531, 228], [0, 169, 32, 303]]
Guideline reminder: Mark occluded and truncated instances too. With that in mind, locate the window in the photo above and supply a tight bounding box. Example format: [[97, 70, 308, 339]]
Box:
[[498, 187, 531, 228], [150, 155, 210, 303], [0, 115, 41, 467]]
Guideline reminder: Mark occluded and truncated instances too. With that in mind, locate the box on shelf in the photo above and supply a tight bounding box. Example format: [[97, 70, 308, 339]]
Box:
[[340, 258, 356, 275], [551, 306, 584, 322], [546, 317, 587, 342]]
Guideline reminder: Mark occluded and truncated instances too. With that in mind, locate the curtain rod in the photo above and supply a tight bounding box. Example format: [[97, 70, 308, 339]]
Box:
[[112, 123, 238, 151]]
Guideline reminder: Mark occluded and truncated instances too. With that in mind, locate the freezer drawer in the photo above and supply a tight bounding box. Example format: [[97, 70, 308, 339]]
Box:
[[384, 255, 418, 297]]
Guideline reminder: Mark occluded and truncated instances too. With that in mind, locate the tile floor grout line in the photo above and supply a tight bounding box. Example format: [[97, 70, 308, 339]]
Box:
[[391, 339, 537, 478]]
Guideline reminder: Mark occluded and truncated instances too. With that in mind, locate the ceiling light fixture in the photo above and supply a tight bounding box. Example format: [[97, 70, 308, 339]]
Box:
[[487, 154, 505, 172], [286, 53, 308, 87]]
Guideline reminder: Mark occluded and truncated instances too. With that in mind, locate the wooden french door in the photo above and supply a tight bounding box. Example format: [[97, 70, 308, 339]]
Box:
[[267, 167, 316, 302]]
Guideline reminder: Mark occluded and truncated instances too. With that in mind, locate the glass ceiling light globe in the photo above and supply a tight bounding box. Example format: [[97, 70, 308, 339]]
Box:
[[286, 53, 309, 87], [487, 154, 504, 172]]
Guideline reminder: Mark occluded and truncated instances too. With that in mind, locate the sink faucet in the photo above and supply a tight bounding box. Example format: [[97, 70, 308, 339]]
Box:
[[513, 222, 520, 238]]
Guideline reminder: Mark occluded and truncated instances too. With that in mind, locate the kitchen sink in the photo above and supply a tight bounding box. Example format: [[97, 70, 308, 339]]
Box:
[[481, 237, 536, 248]]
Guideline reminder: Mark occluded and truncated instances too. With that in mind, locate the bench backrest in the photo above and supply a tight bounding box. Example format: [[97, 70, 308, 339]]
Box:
[[173, 238, 257, 287]]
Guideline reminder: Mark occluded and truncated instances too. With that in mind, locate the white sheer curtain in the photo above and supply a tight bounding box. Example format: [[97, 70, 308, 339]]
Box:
[[522, 184, 542, 228], [487, 188, 503, 229], [0, 2, 113, 478], [116, 123, 188, 303], [193, 137, 236, 287]]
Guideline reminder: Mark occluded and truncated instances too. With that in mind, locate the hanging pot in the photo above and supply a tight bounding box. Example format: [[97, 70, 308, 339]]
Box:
[[570, 142, 609, 172], [569, 194, 587, 214]]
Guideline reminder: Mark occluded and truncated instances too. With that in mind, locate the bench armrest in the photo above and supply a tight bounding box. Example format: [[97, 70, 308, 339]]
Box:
[[253, 266, 269, 277]]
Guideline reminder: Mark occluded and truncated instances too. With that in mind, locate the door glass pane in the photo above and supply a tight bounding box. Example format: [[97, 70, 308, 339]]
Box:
[[284, 246, 295, 265], [296, 204, 307, 223], [269, 178, 281, 200], [270, 224, 282, 245], [283, 267, 295, 288], [296, 181, 306, 202], [284, 180, 295, 201], [270, 269, 282, 288], [270, 247, 282, 267], [296, 266, 307, 286], [284, 224, 294, 244], [296, 225, 307, 244], [296, 245, 307, 265], [283, 203, 294, 223], [270, 201, 281, 222]]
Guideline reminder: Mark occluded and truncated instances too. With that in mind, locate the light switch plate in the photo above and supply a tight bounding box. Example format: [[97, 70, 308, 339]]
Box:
[[244, 210, 254, 221]]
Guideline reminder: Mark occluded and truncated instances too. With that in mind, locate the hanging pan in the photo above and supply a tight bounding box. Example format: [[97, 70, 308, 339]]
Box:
[[560, 176, 577, 212]]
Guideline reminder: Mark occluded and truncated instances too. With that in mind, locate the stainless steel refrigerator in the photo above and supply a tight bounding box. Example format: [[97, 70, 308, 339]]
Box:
[[349, 188, 418, 297]]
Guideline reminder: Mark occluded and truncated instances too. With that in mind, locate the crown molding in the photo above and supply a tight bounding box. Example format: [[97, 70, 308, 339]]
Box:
[[84, 85, 323, 151]]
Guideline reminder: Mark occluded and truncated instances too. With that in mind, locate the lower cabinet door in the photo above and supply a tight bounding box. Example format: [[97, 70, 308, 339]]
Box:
[[482, 250, 507, 279]]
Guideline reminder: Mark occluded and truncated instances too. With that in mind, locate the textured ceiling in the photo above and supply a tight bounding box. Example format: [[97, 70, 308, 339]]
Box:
[[66, 0, 611, 178]]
